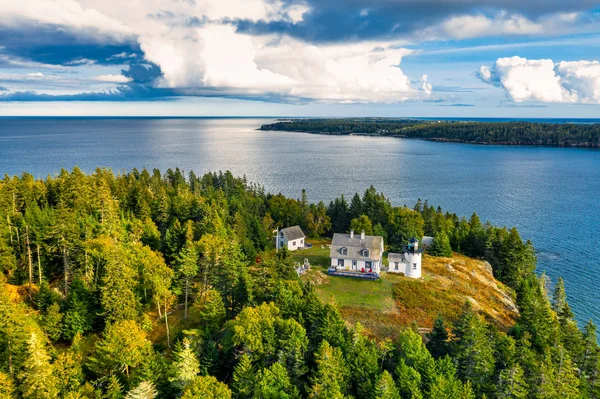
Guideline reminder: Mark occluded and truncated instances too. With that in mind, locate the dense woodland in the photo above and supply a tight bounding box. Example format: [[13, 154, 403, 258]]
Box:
[[260, 119, 600, 147], [0, 168, 598, 398]]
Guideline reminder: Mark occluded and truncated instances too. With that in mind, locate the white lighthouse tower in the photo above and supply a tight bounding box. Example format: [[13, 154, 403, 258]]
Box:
[[403, 238, 423, 278]]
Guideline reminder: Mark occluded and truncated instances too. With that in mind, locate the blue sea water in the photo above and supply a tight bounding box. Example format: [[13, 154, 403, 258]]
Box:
[[1, 117, 599, 326]]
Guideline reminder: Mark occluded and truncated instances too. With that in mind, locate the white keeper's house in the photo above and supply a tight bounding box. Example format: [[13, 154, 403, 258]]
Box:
[[387, 238, 423, 278], [276, 226, 306, 251], [330, 230, 383, 274]]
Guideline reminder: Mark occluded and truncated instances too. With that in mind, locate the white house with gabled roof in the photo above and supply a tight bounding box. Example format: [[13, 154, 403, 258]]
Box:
[[276, 226, 306, 251], [329, 230, 383, 274]]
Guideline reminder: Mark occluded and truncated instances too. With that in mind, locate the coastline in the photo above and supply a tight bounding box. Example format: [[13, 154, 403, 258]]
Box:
[[258, 127, 600, 149]]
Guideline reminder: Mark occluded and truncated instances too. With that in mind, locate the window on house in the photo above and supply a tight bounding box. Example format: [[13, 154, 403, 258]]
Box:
[[413, 263, 417, 270], [362, 249, 369, 257], [293, 241, 296, 246], [365, 261, 372, 268], [300, 239, 304, 245], [394, 262, 399, 270], [338, 259, 344, 267], [341, 247, 348, 255]]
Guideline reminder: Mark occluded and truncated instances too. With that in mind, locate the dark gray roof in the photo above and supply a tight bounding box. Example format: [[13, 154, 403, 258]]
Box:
[[330, 233, 383, 261], [281, 226, 305, 241], [409, 237, 419, 243], [422, 236, 434, 246], [388, 253, 406, 263]]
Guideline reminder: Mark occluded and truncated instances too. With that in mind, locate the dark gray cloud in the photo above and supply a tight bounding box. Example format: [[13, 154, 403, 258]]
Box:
[[0, 84, 177, 102], [234, 0, 600, 42], [0, 23, 142, 67], [121, 64, 163, 83]]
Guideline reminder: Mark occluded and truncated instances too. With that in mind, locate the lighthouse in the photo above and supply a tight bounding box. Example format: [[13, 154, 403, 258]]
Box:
[[403, 238, 423, 278]]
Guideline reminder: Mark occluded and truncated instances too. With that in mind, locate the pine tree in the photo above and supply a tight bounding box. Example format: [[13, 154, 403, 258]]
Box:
[[89, 320, 152, 379], [394, 359, 423, 399], [169, 338, 200, 391], [193, 289, 226, 337], [104, 374, 124, 399], [451, 306, 495, 396], [181, 376, 232, 399], [426, 317, 450, 358], [125, 381, 157, 399], [232, 355, 256, 399], [100, 246, 140, 323], [428, 232, 452, 257], [41, 302, 63, 342], [347, 324, 380, 398], [308, 341, 349, 399], [253, 363, 300, 399], [580, 321, 600, 398], [176, 241, 198, 320], [496, 364, 529, 398], [19, 333, 59, 399], [552, 277, 568, 316], [0, 371, 15, 399], [373, 371, 401, 399]]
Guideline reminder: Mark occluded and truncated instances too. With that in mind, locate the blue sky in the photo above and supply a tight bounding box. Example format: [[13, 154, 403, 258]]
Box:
[[1, 0, 600, 117]]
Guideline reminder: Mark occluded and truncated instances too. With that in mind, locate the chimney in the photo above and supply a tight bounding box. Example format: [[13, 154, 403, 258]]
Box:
[[361, 230, 365, 240], [350, 230, 354, 238]]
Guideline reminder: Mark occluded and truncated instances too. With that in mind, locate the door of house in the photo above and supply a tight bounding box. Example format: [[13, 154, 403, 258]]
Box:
[[352, 260, 357, 270]]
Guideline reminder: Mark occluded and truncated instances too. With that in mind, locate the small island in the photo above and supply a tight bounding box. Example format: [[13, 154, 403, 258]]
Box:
[[260, 118, 600, 147]]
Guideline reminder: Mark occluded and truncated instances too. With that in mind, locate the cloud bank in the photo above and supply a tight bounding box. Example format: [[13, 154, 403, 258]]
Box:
[[0, 0, 599, 104], [478, 56, 600, 104]]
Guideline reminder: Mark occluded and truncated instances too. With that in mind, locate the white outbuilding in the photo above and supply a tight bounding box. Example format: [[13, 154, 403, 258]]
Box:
[[387, 238, 423, 278], [276, 226, 306, 251]]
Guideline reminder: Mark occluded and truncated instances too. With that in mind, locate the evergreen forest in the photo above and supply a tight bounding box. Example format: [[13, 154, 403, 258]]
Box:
[[0, 168, 598, 398]]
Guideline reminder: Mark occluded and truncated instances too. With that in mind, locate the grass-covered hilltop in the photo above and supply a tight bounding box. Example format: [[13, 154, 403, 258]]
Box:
[[260, 118, 600, 147], [0, 168, 598, 398]]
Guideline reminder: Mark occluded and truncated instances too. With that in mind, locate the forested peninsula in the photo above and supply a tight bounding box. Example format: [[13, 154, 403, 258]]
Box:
[[260, 119, 600, 147], [0, 168, 598, 398]]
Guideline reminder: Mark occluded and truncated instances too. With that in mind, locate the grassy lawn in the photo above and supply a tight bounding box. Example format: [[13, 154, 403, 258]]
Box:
[[295, 240, 518, 338], [291, 238, 331, 269]]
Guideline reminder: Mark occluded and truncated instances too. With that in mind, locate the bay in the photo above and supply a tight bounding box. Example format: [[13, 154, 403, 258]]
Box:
[[1, 117, 599, 326]]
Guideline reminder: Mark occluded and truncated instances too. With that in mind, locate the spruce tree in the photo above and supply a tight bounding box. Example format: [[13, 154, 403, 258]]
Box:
[[41, 302, 63, 342], [232, 355, 256, 399], [125, 381, 157, 399], [394, 359, 423, 399], [426, 317, 450, 358], [253, 363, 300, 399], [0, 371, 15, 399], [451, 306, 495, 396], [170, 338, 200, 391], [18, 333, 59, 399], [373, 371, 401, 399], [176, 241, 198, 320], [496, 364, 529, 398], [308, 341, 349, 399], [428, 233, 452, 257], [181, 376, 232, 399], [89, 320, 152, 379], [105, 375, 124, 399]]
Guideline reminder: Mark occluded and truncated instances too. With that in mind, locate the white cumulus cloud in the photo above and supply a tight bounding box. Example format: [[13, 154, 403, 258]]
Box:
[[92, 74, 132, 83], [478, 56, 600, 104], [0, 0, 432, 102]]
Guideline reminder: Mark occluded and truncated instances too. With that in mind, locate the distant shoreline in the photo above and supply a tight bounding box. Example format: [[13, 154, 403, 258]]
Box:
[[259, 119, 600, 148]]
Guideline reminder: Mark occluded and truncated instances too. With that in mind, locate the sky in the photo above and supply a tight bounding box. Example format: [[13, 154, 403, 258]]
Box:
[[1, 0, 600, 117]]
